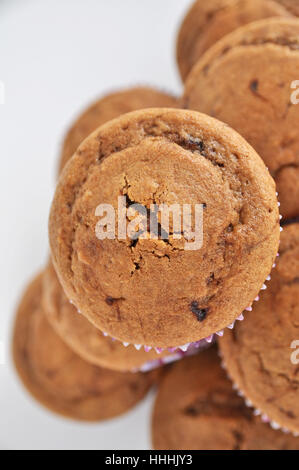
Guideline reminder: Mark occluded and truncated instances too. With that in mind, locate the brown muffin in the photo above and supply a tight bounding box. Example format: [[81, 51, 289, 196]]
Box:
[[59, 87, 178, 172], [12, 274, 155, 421], [42, 263, 181, 372], [152, 348, 299, 450], [49, 108, 280, 348], [177, 0, 292, 81], [183, 18, 299, 220], [219, 223, 299, 435]]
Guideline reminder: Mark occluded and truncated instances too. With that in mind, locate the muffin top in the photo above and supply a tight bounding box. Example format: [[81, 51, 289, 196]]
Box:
[[183, 17, 299, 219], [219, 223, 299, 434], [152, 348, 299, 450], [13, 274, 155, 421], [59, 86, 177, 172], [177, 0, 292, 81], [49, 108, 279, 348]]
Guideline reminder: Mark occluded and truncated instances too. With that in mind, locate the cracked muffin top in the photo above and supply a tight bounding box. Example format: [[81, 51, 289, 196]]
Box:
[[219, 223, 299, 435], [49, 108, 280, 348], [152, 348, 299, 450], [12, 274, 155, 421], [42, 263, 174, 371], [59, 87, 178, 173], [183, 17, 299, 220], [177, 0, 292, 81]]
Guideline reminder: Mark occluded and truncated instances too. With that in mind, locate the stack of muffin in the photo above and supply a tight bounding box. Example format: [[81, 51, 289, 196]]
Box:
[[13, 0, 299, 449]]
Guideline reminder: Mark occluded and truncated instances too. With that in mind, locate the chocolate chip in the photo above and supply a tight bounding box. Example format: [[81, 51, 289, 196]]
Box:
[[106, 297, 115, 306], [206, 273, 215, 285], [250, 80, 259, 92], [130, 238, 138, 248], [285, 410, 296, 419], [134, 262, 140, 271], [212, 161, 224, 168], [190, 301, 209, 322], [183, 137, 205, 153]]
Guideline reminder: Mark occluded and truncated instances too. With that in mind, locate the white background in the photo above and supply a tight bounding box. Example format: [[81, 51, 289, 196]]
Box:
[[0, 0, 192, 450]]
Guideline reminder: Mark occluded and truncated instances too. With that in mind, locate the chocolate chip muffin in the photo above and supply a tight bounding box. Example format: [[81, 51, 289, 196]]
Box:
[[49, 108, 280, 349], [12, 274, 155, 421], [42, 263, 183, 372], [59, 87, 177, 172], [177, 0, 292, 81], [219, 223, 299, 435], [183, 18, 299, 220], [152, 348, 299, 450]]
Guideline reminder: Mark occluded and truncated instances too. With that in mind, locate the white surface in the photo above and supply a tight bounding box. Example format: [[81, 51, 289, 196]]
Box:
[[0, 0, 192, 450]]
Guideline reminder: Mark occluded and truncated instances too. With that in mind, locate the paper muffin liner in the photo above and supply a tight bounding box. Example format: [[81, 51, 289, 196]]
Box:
[[132, 340, 213, 373]]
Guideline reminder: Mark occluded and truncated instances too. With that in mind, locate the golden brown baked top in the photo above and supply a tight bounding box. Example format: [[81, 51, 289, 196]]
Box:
[[49, 108, 279, 348]]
